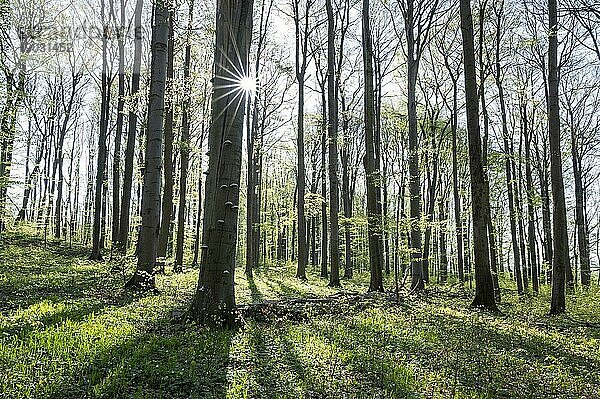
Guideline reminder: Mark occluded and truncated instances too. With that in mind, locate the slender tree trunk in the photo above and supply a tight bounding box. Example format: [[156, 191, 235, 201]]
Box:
[[126, 1, 169, 289], [320, 87, 328, 278], [91, 2, 110, 260], [157, 11, 176, 260], [192, 125, 205, 266], [293, 0, 311, 279], [325, 0, 340, 287], [363, 0, 384, 291], [459, 0, 497, 310], [175, 0, 195, 272], [515, 140, 529, 290], [572, 140, 590, 287], [405, 0, 424, 291], [548, 0, 568, 314], [111, 0, 126, 246], [450, 84, 464, 282], [191, 0, 254, 327], [523, 101, 539, 293], [439, 198, 448, 283], [118, 0, 143, 252]]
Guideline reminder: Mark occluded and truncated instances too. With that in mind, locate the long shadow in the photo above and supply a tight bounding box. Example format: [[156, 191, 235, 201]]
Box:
[[242, 326, 308, 397], [0, 299, 107, 337], [247, 276, 263, 303], [0, 234, 128, 313], [10, 310, 234, 398], [308, 306, 600, 398]]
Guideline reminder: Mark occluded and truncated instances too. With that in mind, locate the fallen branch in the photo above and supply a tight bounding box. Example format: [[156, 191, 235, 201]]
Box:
[[238, 291, 398, 323]]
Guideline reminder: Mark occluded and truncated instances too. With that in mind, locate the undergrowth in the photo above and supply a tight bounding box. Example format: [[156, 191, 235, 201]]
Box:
[[0, 226, 599, 398]]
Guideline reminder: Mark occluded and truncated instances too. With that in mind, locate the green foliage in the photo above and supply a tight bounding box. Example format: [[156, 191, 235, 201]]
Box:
[[1, 228, 599, 398]]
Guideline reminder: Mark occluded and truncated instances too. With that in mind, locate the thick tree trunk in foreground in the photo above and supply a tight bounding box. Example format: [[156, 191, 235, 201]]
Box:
[[459, 0, 497, 310], [362, 0, 384, 292], [191, 0, 254, 327], [548, 0, 569, 314], [126, 1, 169, 289]]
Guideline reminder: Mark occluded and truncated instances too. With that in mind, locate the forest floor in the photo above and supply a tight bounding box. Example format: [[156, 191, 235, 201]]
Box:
[[1, 226, 600, 398]]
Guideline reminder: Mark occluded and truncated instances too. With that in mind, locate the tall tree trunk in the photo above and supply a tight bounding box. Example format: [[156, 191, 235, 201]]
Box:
[[192, 121, 205, 267], [406, 0, 424, 291], [340, 96, 353, 279], [548, 0, 568, 314], [112, 0, 126, 246], [523, 100, 540, 293], [478, 23, 500, 300], [55, 74, 81, 239], [320, 83, 328, 278], [363, 0, 384, 291], [539, 155, 552, 283], [569, 117, 590, 287], [325, 0, 340, 287], [191, 0, 254, 327], [293, 0, 310, 279], [126, 1, 170, 289], [439, 198, 448, 283], [175, 0, 195, 272], [450, 83, 464, 282], [494, 5, 523, 294], [90, 0, 110, 260], [515, 139, 529, 290], [157, 11, 176, 260], [118, 0, 143, 252], [459, 0, 497, 310]]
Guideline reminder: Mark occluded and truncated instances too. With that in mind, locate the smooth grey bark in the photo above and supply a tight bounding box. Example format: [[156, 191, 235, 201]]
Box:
[[118, 0, 143, 252], [54, 72, 81, 239], [157, 11, 175, 260], [174, 0, 195, 272], [493, 3, 523, 294], [126, 0, 170, 289], [326, 0, 341, 287], [523, 99, 539, 293], [459, 0, 497, 310], [548, 0, 569, 314], [111, 0, 126, 246], [191, 0, 254, 327], [293, 0, 312, 280], [363, 0, 384, 291], [90, 0, 110, 260]]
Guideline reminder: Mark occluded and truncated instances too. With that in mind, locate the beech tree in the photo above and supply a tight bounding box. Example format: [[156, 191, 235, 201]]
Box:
[[362, 0, 384, 291], [126, 0, 170, 289], [191, 0, 254, 326], [548, 0, 569, 315], [459, 0, 497, 310]]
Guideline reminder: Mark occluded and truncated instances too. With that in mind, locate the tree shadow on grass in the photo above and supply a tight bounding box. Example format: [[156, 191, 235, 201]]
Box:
[[247, 277, 263, 303], [18, 313, 235, 399], [0, 235, 128, 313], [307, 307, 600, 398], [237, 325, 309, 398], [0, 299, 108, 337]]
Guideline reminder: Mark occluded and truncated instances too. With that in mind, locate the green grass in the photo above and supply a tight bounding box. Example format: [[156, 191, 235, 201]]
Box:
[[1, 226, 599, 398]]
